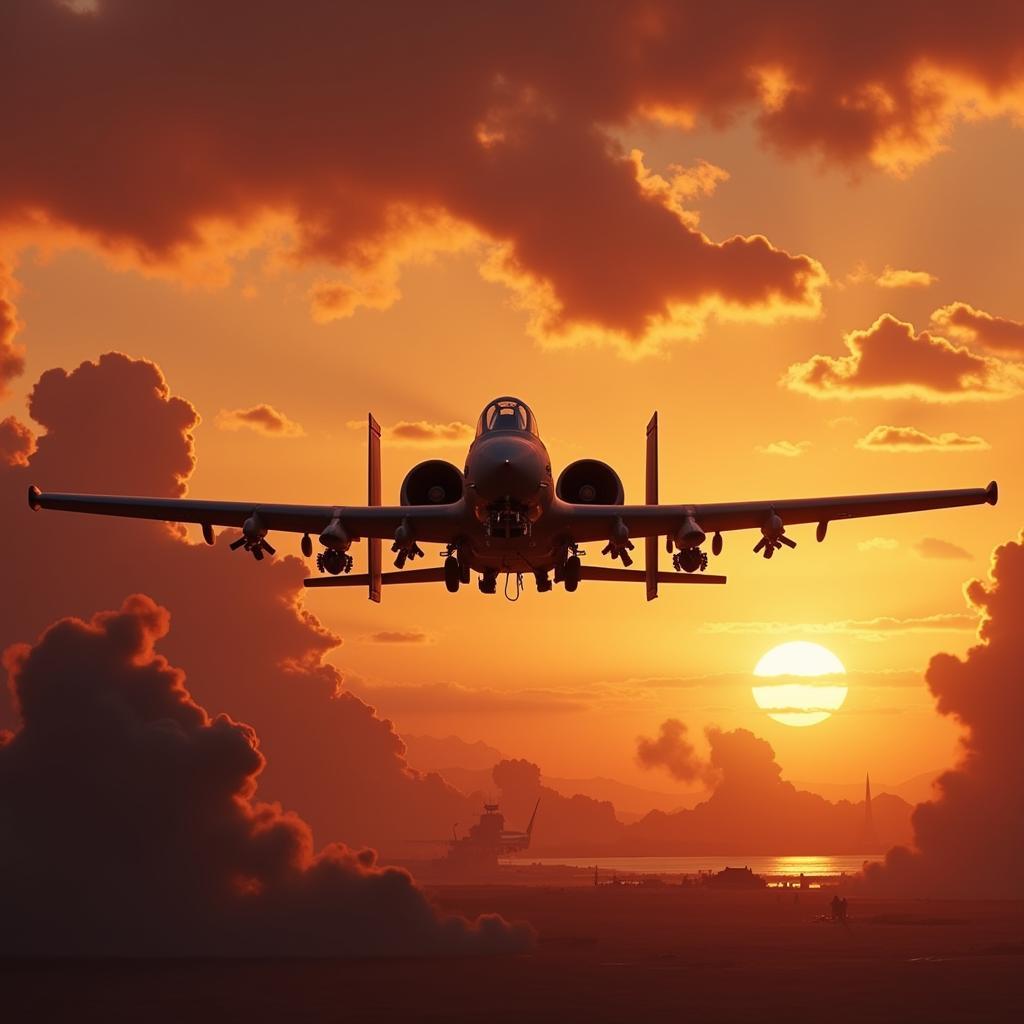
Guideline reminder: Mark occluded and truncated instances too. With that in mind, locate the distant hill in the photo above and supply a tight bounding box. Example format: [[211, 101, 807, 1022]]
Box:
[[792, 769, 943, 808], [402, 733, 700, 819]]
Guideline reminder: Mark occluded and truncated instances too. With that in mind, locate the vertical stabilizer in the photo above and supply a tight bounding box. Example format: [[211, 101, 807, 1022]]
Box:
[[645, 412, 659, 602], [368, 413, 382, 603]]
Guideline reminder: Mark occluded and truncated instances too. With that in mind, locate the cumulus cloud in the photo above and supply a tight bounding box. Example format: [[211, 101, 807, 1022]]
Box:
[[1, 352, 477, 849], [855, 424, 991, 452], [784, 315, 1022, 401], [216, 404, 305, 437], [0, 264, 25, 396], [0, 416, 35, 467], [848, 264, 935, 289], [635, 719, 703, 782], [930, 301, 1024, 355], [348, 419, 475, 447], [700, 613, 976, 642], [0, 596, 531, 955], [875, 266, 936, 289], [914, 537, 972, 560], [755, 439, 810, 457], [864, 531, 1024, 896], [29, 352, 198, 495]]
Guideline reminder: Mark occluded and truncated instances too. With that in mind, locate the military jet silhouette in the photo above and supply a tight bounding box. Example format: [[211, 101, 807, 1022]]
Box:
[[29, 396, 998, 601]]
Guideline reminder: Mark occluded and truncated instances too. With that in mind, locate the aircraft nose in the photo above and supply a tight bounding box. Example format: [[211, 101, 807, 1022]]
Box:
[[469, 438, 546, 503]]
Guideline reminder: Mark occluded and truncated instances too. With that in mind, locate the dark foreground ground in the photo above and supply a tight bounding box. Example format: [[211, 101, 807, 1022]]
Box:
[[3, 886, 1022, 1023]]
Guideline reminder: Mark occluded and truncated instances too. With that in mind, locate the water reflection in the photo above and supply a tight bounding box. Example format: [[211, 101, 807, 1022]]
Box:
[[508, 854, 876, 877]]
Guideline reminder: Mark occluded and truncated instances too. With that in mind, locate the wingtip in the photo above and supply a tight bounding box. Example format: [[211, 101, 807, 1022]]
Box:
[[27, 484, 42, 511], [986, 480, 998, 506]]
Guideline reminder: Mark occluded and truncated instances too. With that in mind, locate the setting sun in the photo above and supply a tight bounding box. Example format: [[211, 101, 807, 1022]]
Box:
[[752, 641, 848, 728]]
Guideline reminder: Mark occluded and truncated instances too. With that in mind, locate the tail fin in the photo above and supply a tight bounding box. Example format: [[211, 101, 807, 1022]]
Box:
[[526, 798, 540, 838], [368, 414, 382, 603], [645, 411, 659, 602]]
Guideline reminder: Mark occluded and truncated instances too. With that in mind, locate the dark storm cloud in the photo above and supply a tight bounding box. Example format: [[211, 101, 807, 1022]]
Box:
[[0, 352, 477, 849], [864, 531, 1024, 897], [0, 596, 531, 955]]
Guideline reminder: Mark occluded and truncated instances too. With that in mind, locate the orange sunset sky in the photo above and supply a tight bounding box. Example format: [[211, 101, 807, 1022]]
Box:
[[2, 1, 1023, 799]]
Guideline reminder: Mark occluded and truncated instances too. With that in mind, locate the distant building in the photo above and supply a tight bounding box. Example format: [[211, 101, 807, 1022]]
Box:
[[704, 866, 766, 889]]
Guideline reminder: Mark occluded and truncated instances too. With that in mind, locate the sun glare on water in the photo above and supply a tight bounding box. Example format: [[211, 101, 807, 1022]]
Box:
[[752, 641, 847, 728]]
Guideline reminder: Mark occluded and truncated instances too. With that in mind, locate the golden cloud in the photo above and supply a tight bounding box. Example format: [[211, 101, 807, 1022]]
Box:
[[855, 424, 991, 452], [216, 404, 305, 437], [930, 301, 1024, 355], [784, 314, 1022, 401], [348, 419, 474, 447]]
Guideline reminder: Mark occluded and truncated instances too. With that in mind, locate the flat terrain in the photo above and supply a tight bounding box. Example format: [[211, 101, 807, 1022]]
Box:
[[3, 887, 1022, 1023]]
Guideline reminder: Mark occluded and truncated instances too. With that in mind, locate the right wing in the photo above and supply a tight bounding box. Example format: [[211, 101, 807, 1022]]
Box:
[[27, 487, 465, 544], [562, 482, 998, 543]]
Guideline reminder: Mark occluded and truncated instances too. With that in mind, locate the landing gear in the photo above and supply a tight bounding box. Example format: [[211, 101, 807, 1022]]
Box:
[[317, 549, 353, 575], [478, 569, 498, 595], [444, 556, 461, 593], [563, 554, 581, 592], [535, 570, 552, 593], [443, 542, 472, 584], [673, 549, 708, 573]]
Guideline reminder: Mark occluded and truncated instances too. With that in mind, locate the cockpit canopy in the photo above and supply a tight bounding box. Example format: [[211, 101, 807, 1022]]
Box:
[[475, 397, 539, 438]]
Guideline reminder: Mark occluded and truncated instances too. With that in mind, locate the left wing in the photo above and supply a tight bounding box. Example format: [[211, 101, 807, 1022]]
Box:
[[27, 487, 465, 544], [562, 481, 998, 543]]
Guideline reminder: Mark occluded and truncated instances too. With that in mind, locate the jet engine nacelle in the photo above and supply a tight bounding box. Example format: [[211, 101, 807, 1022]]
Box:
[[400, 460, 464, 506], [556, 459, 625, 505]]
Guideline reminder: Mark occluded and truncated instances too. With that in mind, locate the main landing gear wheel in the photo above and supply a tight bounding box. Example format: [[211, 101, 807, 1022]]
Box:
[[563, 554, 581, 592], [444, 556, 461, 593], [478, 570, 498, 594]]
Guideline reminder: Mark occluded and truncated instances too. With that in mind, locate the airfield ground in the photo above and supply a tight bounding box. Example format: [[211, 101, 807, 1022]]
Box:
[[2, 886, 1022, 1023]]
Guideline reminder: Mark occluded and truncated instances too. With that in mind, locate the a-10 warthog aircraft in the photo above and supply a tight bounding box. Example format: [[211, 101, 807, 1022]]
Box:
[[28, 396, 998, 602]]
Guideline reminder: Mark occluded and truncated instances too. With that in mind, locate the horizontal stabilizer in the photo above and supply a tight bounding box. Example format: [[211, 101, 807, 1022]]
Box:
[[304, 567, 448, 588], [578, 566, 726, 585]]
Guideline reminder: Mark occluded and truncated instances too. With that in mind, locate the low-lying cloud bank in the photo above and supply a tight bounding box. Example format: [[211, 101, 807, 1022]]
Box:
[[0, 596, 532, 956]]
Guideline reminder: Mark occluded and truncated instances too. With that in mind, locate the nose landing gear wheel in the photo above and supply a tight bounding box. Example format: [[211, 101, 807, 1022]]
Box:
[[444, 556, 461, 593], [563, 554, 581, 592]]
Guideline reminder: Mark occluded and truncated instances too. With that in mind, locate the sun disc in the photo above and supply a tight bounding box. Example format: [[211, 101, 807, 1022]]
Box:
[[752, 642, 847, 727]]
